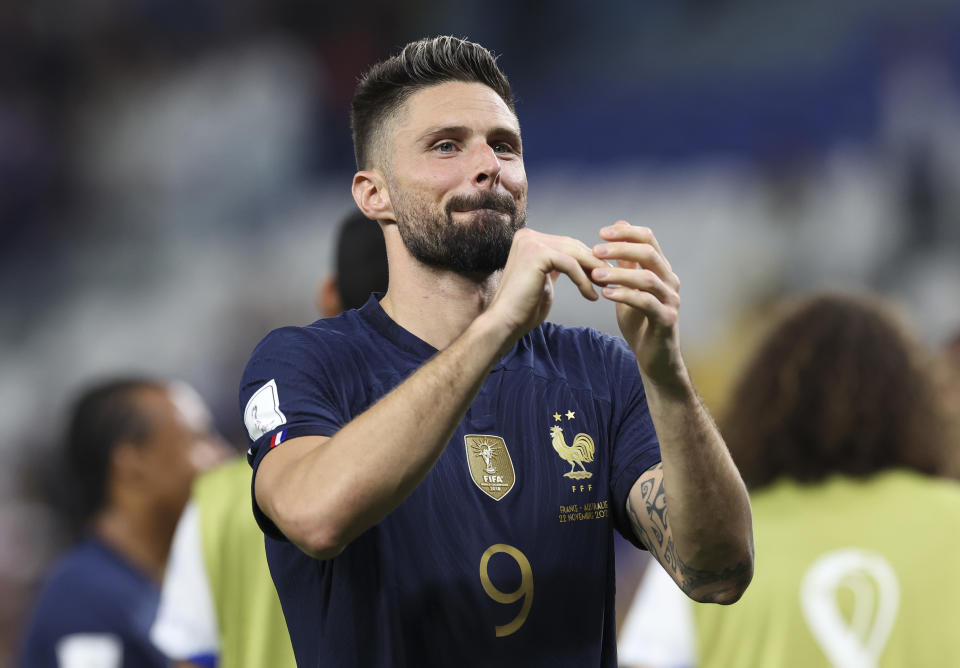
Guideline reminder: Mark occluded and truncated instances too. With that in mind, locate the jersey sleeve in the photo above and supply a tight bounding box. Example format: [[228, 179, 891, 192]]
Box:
[[239, 326, 351, 537], [604, 335, 663, 549], [617, 560, 697, 668], [150, 501, 219, 665]]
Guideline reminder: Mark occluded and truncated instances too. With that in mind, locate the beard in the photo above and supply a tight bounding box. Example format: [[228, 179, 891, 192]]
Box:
[[392, 189, 526, 275]]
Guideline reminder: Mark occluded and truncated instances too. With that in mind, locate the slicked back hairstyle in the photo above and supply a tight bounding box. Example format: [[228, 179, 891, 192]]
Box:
[[63, 377, 166, 532], [350, 36, 515, 170], [721, 292, 949, 491]]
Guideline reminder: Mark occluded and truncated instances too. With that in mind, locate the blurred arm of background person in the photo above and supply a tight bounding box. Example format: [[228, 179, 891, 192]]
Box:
[[17, 378, 228, 668], [618, 291, 960, 668], [151, 210, 387, 668]]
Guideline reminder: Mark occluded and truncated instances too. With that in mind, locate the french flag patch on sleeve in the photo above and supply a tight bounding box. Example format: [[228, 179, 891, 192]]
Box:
[[270, 430, 288, 448]]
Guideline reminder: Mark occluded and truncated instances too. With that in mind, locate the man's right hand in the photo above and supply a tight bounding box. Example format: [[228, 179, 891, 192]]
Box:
[[481, 228, 607, 353]]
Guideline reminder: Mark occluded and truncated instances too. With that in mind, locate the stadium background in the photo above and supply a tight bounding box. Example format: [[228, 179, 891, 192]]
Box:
[[2, 1, 960, 664]]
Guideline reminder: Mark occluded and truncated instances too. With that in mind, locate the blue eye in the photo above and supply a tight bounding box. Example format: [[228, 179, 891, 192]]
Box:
[[435, 142, 456, 153]]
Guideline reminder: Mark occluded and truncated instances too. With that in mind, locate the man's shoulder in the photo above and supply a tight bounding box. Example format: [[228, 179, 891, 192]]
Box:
[[39, 540, 153, 599], [27, 540, 156, 632], [23, 541, 166, 667], [243, 312, 378, 385], [253, 312, 367, 355], [536, 322, 621, 348], [526, 322, 631, 366], [510, 323, 634, 391], [866, 470, 960, 511], [30, 547, 99, 611]]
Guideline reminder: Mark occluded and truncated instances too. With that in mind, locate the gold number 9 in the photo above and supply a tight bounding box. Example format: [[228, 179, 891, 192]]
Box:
[[479, 543, 534, 637]]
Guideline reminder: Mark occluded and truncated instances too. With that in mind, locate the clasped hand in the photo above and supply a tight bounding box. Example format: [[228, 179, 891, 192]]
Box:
[[487, 221, 683, 388]]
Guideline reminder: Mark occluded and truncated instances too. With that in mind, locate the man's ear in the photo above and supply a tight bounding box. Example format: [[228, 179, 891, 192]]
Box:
[[352, 170, 394, 222]]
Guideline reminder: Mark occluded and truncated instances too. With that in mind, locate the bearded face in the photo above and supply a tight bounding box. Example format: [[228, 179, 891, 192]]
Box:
[[391, 188, 527, 275]]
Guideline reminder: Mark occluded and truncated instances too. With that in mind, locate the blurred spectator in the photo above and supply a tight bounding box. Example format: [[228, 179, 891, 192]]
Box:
[[618, 292, 960, 668], [19, 378, 228, 668], [151, 210, 387, 668], [939, 330, 960, 479], [315, 210, 390, 316]]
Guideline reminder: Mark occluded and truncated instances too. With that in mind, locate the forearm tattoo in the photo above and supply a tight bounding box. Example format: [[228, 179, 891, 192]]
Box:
[[626, 463, 751, 600]]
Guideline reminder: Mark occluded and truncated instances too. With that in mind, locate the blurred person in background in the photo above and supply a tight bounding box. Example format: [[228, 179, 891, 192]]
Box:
[[938, 330, 960, 479], [242, 36, 753, 667], [151, 209, 387, 668], [618, 292, 960, 668], [315, 209, 391, 318], [19, 378, 228, 668]]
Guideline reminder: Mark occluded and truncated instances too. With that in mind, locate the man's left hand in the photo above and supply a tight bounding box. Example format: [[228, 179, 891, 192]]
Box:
[[591, 221, 685, 390]]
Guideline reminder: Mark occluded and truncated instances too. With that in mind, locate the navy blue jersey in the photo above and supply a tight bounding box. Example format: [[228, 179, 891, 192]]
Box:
[[240, 295, 661, 667], [19, 537, 168, 668]]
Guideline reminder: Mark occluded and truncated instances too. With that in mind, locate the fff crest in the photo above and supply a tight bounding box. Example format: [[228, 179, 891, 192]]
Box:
[[464, 434, 516, 501]]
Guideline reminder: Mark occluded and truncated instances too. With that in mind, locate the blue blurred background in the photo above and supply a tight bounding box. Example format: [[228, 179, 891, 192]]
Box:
[[2, 0, 960, 663]]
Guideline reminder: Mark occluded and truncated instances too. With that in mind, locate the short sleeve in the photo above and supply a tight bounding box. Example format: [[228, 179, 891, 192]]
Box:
[[151, 502, 219, 664], [604, 336, 662, 548], [239, 326, 356, 537]]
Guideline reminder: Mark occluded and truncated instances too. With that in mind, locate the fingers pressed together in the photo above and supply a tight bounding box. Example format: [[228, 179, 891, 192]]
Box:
[[512, 222, 679, 315], [588, 221, 681, 323]]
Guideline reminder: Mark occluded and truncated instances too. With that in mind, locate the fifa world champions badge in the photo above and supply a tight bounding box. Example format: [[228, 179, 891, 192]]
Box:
[[465, 435, 516, 501]]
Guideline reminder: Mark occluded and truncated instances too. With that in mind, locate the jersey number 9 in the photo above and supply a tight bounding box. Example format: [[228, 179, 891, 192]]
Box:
[[479, 544, 534, 637]]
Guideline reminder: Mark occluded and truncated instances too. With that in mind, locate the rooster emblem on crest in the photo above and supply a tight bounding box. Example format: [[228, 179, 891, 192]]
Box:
[[550, 425, 595, 479]]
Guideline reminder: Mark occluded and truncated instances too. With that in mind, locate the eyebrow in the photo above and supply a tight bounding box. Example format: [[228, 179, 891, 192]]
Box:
[[417, 125, 522, 148]]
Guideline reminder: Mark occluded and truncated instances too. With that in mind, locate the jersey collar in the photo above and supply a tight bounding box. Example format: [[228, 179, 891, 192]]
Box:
[[358, 293, 438, 360], [357, 293, 516, 369]]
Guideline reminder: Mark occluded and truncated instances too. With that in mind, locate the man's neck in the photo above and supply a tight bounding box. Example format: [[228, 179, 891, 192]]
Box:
[[92, 506, 174, 583], [380, 262, 501, 351]]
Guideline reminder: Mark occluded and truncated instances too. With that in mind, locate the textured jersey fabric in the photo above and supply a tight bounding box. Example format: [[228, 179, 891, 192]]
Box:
[[240, 295, 662, 667], [20, 537, 168, 668]]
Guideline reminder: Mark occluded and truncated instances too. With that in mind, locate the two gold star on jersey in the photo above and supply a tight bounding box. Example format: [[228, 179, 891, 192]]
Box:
[[549, 409, 595, 479]]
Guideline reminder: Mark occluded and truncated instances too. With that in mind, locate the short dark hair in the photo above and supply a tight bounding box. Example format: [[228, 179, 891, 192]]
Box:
[[721, 292, 949, 490], [335, 210, 388, 310], [63, 378, 166, 530], [350, 36, 515, 170]]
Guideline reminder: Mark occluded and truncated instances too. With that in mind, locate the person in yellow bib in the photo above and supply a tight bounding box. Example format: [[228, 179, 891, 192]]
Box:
[[150, 210, 387, 668], [151, 459, 294, 668], [618, 292, 960, 668]]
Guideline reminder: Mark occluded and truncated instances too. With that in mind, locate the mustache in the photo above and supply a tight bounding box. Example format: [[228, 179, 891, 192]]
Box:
[[445, 192, 517, 217]]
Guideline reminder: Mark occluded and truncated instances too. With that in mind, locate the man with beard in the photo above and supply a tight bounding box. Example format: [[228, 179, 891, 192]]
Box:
[[239, 36, 754, 668]]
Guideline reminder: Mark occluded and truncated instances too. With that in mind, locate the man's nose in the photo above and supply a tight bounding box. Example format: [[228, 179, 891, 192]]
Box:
[[471, 143, 501, 188]]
